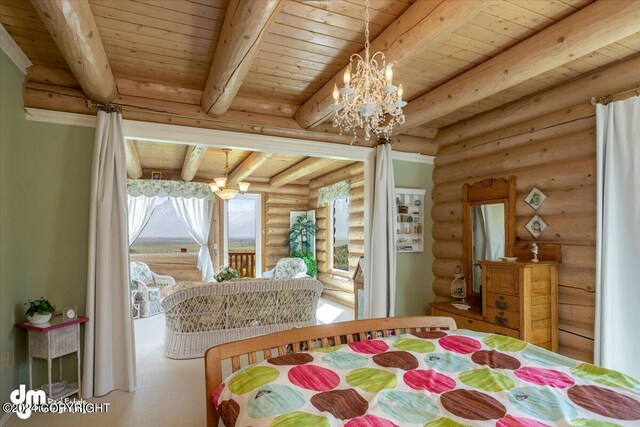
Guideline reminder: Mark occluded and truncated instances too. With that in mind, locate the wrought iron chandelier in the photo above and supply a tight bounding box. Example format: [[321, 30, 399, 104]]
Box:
[[209, 149, 250, 200], [330, 0, 406, 141]]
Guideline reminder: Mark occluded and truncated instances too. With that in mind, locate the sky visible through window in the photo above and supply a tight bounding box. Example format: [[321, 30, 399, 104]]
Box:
[[228, 198, 257, 252], [130, 197, 198, 253]]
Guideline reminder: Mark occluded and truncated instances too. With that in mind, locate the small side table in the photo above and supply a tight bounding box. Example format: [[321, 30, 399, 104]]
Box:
[[16, 315, 89, 400]]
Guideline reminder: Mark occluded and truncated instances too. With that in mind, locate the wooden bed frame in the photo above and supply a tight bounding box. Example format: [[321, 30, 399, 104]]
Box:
[[204, 316, 457, 426]]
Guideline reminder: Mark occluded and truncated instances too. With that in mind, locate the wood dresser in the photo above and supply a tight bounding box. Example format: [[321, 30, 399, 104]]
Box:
[[431, 260, 559, 351]]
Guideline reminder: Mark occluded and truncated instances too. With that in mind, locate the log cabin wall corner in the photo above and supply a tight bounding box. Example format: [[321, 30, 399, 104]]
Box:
[[430, 63, 640, 362]]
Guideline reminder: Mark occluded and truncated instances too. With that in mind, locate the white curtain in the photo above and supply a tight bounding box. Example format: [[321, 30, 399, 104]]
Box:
[[595, 96, 640, 378], [127, 195, 157, 245], [84, 111, 136, 398], [368, 143, 396, 317], [171, 197, 215, 281]]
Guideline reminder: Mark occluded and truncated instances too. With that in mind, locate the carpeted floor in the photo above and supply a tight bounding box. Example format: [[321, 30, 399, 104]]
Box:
[[5, 299, 353, 427]]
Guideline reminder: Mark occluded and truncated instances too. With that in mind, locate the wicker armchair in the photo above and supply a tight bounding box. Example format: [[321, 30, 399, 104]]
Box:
[[161, 278, 323, 359], [130, 261, 176, 318]]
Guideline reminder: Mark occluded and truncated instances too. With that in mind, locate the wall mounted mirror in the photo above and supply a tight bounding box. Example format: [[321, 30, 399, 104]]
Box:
[[462, 177, 516, 306]]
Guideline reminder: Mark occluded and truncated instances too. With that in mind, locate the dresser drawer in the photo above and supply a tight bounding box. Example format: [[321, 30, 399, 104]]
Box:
[[485, 308, 520, 330], [486, 293, 519, 313], [486, 267, 519, 296], [432, 308, 519, 338]]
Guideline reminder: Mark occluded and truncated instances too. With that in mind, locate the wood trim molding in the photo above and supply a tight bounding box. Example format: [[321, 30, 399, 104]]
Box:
[[201, 0, 282, 117], [0, 24, 32, 74], [24, 108, 434, 164], [31, 0, 117, 103], [397, 0, 640, 132]]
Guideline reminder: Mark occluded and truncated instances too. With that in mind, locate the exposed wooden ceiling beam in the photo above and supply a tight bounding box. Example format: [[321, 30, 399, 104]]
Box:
[[294, 0, 491, 129], [396, 0, 640, 132], [139, 169, 310, 196], [181, 146, 207, 182], [309, 162, 365, 190], [24, 81, 438, 155], [227, 152, 274, 187], [435, 53, 640, 148], [124, 140, 142, 179], [31, 0, 117, 103], [201, 0, 282, 117], [270, 157, 336, 188]]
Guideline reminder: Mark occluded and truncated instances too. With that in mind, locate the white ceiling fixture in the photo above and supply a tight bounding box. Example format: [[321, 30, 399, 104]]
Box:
[[330, 0, 406, 141], [208, 149, 250, 200]]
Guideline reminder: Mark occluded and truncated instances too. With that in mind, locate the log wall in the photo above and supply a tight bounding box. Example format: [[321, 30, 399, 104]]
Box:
[[432, 102, 599, 362], [130, 253, 201, 282], [264, 186, 311, 271], [309, 163, 365, 307]]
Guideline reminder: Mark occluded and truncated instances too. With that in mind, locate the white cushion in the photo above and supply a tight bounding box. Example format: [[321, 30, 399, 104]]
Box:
[[274, 258, 308, 279]]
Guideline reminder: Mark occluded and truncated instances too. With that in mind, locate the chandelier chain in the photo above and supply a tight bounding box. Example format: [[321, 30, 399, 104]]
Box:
[[364, 0, 370, 60]]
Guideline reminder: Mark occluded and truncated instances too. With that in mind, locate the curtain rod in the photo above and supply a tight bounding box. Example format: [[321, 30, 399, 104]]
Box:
[[590, 87, 640, 106]]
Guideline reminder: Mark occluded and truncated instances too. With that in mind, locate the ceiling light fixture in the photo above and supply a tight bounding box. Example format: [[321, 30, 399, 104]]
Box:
[[330, 0, 406, 141], [209, 149, 249, 200]]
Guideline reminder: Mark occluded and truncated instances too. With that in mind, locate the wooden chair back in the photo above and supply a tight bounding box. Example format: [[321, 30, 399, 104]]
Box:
[[204, 316, 457, 426]]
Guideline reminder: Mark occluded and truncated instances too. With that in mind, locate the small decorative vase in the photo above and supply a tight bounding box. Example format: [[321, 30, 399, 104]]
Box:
[[27, 313, 52, 324]]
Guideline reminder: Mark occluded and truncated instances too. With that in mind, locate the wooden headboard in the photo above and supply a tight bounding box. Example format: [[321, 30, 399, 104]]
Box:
[[203, 316, 457, 426]]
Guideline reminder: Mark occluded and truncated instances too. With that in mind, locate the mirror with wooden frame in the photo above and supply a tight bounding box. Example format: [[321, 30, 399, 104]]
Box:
[[462, 176, 516, 307]]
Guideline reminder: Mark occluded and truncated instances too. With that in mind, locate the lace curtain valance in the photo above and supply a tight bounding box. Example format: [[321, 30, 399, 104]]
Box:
[[317, 180, 350, 207], [127, 179, 213, 200]]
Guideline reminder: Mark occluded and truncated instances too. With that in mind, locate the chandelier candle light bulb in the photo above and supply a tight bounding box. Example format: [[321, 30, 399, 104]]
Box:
[[331, 0, 406, 141]]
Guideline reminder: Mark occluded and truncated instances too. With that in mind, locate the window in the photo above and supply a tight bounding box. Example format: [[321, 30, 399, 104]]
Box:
[[227, 198, 257, 254], [130, 197, 199, 254], [224, 194, 262, 277], [330, 196, 349, 272]]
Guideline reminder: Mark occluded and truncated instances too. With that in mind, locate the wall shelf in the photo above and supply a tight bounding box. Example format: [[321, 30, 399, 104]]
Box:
[[395, 187, 426, 253]]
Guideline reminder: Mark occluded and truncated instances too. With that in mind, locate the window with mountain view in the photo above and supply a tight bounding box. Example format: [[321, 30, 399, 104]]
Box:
[[130, 197, 199, 254], [331, 196, 349, 272]]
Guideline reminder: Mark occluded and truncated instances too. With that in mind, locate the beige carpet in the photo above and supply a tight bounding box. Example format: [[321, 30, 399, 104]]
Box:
[[6, 299, 353, 427]]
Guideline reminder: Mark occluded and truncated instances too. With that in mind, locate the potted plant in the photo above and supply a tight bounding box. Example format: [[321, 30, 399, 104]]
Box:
[[25, 298, 56, 324], [291, 251, 318, 277], [215, 266, 240, 282]]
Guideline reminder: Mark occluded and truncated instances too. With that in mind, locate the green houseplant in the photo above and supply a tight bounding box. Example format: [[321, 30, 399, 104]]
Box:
[[25, 298, 56, 324], [291, 251, 318, 277]]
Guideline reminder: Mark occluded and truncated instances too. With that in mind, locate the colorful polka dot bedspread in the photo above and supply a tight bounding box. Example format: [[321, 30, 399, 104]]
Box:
[[211, 329, 640, 426]]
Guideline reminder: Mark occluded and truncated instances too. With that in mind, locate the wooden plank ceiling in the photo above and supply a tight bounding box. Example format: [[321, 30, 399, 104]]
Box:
[[131, 140, 352, 185], [2, 0, 640, 158]]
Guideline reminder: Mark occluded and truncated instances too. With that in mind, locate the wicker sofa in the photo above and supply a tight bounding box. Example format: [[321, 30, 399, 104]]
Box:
[[161, 278, 323, 359]]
